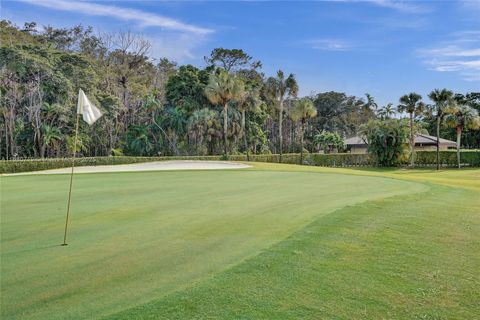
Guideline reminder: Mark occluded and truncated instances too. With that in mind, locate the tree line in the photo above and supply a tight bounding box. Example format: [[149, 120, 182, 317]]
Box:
[[1, 20, 479, 162]]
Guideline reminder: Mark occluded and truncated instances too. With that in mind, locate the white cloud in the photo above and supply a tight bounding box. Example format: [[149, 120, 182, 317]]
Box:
[[17, 0, 213, 35], [451, 31, 480, 43], [307, 39, 353, 51], [428, 59, 480, 72], [376, 17, 428, 29], [333, 0, 431, 13], [462, 72, 480, 81], [459, 0, 480, 11], [149, 33, 209, 63], [417, 31, 480, 82], [15, 0, 214, 62], [368, 0, 431, 13], [419, 46, 480, 58]]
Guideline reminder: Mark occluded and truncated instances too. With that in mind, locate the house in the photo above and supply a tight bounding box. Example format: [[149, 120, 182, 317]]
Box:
[[345, 134, 457, 154]]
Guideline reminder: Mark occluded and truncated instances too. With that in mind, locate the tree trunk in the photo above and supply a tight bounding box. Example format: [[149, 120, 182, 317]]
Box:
[[3, 123, 8, 160], [5, 120, 9, 160], [169, 131, 179, 156], [8, 110, 15, 159], [300, 119, 305, 165], [436, 115, 440, 170], [40, 142, 46, 159], [456, 126, 461, 169], [409, 113, 415, 168], [278, 99, 283, 163], [241, 110, 249, 161], [223, 104, 228, 155]]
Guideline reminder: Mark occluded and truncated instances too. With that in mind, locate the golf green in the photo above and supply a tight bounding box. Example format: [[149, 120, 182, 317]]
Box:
[[1, 165, 478, 319]]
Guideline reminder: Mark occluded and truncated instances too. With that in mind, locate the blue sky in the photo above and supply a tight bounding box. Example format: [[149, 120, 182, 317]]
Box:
[[2, 0, 479, 105]]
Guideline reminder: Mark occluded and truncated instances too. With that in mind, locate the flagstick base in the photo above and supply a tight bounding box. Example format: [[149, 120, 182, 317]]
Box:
[[61, 243, 68, 246]]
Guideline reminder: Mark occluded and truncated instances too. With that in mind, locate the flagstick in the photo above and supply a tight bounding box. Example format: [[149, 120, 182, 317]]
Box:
[[62, 113, 80, 246]]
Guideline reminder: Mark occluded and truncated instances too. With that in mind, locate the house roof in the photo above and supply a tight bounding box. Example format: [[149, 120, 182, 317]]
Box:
[[415, 134, 456, 146], [345, 134, 456, 147], [345, 136, 366, 145]]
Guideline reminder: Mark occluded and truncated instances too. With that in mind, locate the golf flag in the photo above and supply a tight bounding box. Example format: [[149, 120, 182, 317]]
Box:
[[62, 89, 102, 246], [77, 89, 102, 125]]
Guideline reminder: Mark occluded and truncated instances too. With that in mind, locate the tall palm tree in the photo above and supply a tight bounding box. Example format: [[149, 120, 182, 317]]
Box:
[[289, 98, 317, 164], [397, 93, 425, 167], [266, 70, 298, 162], [444, 104, 480, 168], [428, 89, 455, 170], [204, 69, 245, 155], [365, 93, 378, 112], [236, 87, 260, 161]]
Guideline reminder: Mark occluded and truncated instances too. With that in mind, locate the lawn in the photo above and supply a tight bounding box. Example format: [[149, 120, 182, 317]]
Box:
[[1, 164, 479, 319]]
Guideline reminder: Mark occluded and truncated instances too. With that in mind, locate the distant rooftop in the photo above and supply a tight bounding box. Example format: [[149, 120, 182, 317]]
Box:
[[346, 134, 456, 147]]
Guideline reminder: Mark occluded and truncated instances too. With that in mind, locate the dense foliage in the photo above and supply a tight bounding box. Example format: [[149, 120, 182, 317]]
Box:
[[0, 21, 375, 160], [314, 131, 345, 153], [360, 119, 409, 166], [1, 20, 479, 161]]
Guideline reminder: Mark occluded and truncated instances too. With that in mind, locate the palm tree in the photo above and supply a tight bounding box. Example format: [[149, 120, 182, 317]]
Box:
[[378, 103, 395, 120], [236, 87, 260, 161], [204, 69, 245, 155], [428, 89, 455, 170], [365, 93, 378, 111], [163, 107, 187, 155], [187, 108, 220, 154], [289, 98, 317, 164], [42, 102, 68, 126], [397, 93, 425, 167], [42, 124, 62, 157], [444, 104, 480, 168], [266, 70, 298, 162], [125, 125, 153, 156], [145, 92, 177, 153]]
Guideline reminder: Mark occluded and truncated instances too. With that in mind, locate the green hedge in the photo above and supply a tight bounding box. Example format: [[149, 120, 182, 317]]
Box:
[[0, 156, 221, 174], [307, 151, 480, 168], [308, 153, 374, 167], [414, 150, 480, 167], [229, 154, 301, 164], [0, 154, 301, 174], [1, 151, 479, 174]]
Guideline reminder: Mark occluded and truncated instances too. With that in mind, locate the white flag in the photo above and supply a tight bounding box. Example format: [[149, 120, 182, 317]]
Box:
[[77, 89, 102, 125]]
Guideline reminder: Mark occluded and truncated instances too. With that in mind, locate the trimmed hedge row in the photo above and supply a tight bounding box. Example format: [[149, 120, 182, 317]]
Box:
[[414, 150, 480, 167], [0, 154, 303, 174], [306, 151, 479, 168], [307, 151, 480, 168], [0, 156, 220, 174], [308, 153, 374, 167], [1, 150, 479, 174], [229, 154, 301, 164]]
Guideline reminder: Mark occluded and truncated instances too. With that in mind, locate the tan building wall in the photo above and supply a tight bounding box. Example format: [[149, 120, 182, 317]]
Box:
[[414, 145, 452, 151], [348, 144, 453, 154], [349, 146, 368, 154]]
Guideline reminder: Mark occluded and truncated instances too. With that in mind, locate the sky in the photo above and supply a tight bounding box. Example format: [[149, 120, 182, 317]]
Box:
[[1, 0, 479, 105]]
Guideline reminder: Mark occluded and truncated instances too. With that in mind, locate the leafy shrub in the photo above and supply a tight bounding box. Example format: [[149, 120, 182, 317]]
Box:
[[360, 119, 409, 166], [313, 131, 345, 153]]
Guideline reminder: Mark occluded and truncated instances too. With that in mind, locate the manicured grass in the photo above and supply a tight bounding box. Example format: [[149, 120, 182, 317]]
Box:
[[1, 164, 479, 319]]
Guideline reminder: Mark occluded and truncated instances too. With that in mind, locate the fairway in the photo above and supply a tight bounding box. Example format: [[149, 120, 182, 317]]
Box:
[[1, 164, 479, 319]]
